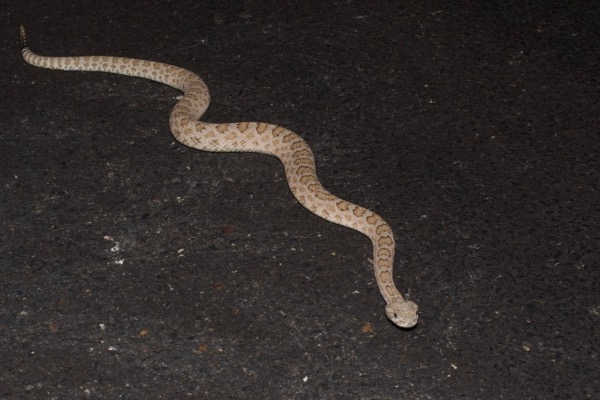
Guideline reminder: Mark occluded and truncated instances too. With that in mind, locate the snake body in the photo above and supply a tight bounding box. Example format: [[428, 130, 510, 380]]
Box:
[[19, 27, 418, 328]]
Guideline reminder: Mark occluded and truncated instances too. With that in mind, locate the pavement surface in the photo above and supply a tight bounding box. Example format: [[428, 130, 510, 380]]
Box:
[[1, 1, 598, 398]]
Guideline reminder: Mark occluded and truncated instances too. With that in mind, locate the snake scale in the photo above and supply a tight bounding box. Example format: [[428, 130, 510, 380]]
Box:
[[19, 26, 418, 328]]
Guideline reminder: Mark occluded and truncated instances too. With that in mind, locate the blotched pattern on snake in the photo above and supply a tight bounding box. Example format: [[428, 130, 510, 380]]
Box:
[[19, 26, 418, 328]]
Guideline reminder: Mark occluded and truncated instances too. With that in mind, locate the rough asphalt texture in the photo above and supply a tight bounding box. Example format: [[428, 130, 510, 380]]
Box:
[[1, 1, 598, 398]]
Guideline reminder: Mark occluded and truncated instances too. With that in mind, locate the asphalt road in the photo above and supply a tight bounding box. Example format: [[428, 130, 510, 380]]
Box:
[[1, 1, 598, 398]]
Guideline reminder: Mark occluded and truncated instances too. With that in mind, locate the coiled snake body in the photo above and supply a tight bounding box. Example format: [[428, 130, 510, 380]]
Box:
[[19, 27, 418, 328]]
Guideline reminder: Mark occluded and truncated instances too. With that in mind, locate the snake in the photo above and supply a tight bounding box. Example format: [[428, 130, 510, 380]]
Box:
[[19, 26, 418, 328]]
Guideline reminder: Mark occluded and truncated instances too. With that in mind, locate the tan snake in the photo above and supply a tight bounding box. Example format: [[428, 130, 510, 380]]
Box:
[[19, 27, 418, 328]]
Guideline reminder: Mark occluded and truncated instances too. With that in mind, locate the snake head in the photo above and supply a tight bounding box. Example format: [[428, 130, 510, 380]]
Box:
[[385, 300, 418, 328]]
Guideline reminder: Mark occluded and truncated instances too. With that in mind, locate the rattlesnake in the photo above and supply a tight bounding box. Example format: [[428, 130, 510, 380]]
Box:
[[19, 26, 418, 328]]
